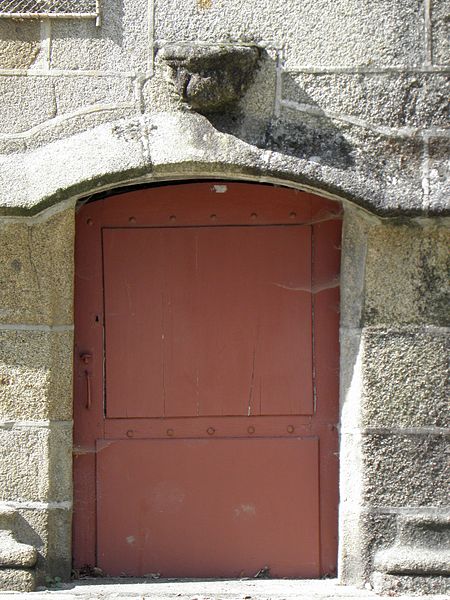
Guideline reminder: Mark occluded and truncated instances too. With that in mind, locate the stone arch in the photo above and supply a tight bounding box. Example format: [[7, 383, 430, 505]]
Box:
[[0, 111, 423, 218]]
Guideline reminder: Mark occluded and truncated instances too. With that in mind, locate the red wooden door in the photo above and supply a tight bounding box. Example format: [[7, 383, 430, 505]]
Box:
[[73, 182, 341, 578]]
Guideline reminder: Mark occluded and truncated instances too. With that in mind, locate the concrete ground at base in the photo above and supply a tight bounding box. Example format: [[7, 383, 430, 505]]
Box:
[[0, 579, 448, 600]]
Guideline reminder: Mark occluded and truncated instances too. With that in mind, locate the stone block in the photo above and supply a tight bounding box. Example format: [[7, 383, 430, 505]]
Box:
[[0, 424, 71, 503], [339, 509, 397, 584], [240, 48, 277, 120], [0, 567, 35, 592], [269, 107, 424, 215], [48, 425, 73, 505], [372, 572, 450, 595], [0, 118, 151, 216], [363, 224, 450, 326], [431, 0, 450, 65], [147, 111, 268, 180], [429, 137, 450, 214], [1, 105, 139, 157], [0, 530, 37, 568], [361, 328, 449, 428], [340, 208, 371, 329], [12, 507, 71, 585], [373, 514, 450, 586], [53, 76, 135, 115], [361, 433, 449, 507], [0, 208, 74, 326], [282, 72, 450, 129], [0, 77, 55, 135], [0, 507, 15, 531], [0, 328, 73, 421], [0, 20, 39, 70], [396, 514, 450, 547], [154, 0, 424, 69], [0, 427, 47, 502], [375, 547, 450, 576], [50, 0, 149, 72], [142, 66, 185, 113], [339, 329, 364, 432]]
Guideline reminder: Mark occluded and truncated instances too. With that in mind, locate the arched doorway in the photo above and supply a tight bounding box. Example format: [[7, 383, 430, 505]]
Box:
[[73, 181, 341, 578]]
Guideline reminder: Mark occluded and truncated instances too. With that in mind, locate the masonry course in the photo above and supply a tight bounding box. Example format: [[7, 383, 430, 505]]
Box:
[[0, 0, 448, 593]]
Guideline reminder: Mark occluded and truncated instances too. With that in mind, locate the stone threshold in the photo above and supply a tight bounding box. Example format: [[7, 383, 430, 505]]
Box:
[[0, 578, 448, 599]]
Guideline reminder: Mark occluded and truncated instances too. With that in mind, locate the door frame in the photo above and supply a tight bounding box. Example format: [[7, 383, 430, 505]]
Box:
[[73, 180, 342, 577]]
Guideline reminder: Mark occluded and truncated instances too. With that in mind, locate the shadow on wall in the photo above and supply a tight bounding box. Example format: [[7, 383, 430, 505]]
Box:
[[191, 50, 355, 171]]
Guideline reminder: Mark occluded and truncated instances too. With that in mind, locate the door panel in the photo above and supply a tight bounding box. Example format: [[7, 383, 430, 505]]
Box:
[[73, 182, 342, 577], [103, 225, 312, 419], [96, 437, 320, 578]]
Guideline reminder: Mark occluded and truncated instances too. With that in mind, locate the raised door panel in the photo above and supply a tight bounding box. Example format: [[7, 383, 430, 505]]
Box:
[[103, 225, 313, 419], [96, 437, 320, 578]]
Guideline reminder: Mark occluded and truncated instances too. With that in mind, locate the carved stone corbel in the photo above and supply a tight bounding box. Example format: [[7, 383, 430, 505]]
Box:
[[159, 44, 262, 113]]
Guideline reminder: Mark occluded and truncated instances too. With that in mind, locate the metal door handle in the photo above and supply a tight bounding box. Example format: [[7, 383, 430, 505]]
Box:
[[84, 370, 92, 410], [80, 353, 92, 410]]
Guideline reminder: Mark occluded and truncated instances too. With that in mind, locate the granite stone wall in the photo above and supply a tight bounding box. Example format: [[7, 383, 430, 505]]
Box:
[[0, 0, 448, 592]]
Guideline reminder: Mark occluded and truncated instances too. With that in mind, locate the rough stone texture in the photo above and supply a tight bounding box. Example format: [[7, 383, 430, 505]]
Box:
[[361, 433, 449, 507], [372, 572, 450, 596], [431, 0, 450, 65], [375, 547, 450, 576], [0, 75, 135, 138], [0, 112, 271, 215], [267, 106, 425, 215], [0, 508, 15, 531], [5, 578, 447, 599], [0, 107, 443, 215], [281, 72, 450, 129], [0, 329, 73, 421], [0, 425, 71, 502], [52, 76, 135, 116], [395, 514, 450, 547], [339, 209, 450, 328], [361, 328, 449, 428], [339, 208, 371, 329], [49, 0, 149, 71], [10, 507, 72, 585], [338, 509, 398, 584], [0, 0, 448, 593], [363, 224, 450, 326], [0, 568, 35, 592], [372, 514, 450, 593], [0, 208, 74, 326], [142, 67, 184, 114], [0, 77, 56, 135], [159, 44, 262, 113], [0, 105, 139, 157], [429, 138, 450, 213], [339, 209, 450, 589], [0, 3, 447, 218], [154, 0, 425, 69], [0, 20, 40, 70], [0, 531, 37, 567]]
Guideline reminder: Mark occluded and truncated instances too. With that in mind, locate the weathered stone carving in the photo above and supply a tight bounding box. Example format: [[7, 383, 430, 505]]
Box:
[[159, 44, 262, 113]]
